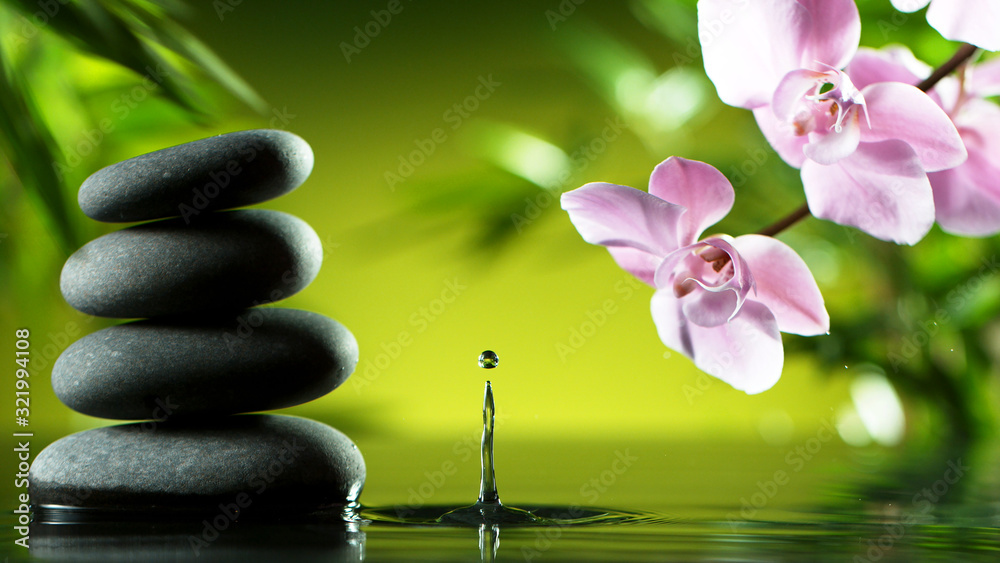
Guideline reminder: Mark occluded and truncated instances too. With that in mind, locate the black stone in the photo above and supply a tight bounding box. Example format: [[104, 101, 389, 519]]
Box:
[[29, 415, 365, 513], [78, 129, 314, 223], [52, 309, 358, 419], [60, 209, 321, 318]]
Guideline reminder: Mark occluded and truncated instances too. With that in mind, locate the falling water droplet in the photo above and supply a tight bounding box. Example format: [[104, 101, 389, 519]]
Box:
[[437, 373, 540, 526], [480, 381, 499, 504], [361, 350, 661, 531], [479, 350, 499, 369]]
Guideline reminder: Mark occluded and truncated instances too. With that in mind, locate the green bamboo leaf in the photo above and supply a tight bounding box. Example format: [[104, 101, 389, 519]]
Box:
[[0, 55, 78, 253], [5, 0, 206, 114], [116, 3, 268, 114]]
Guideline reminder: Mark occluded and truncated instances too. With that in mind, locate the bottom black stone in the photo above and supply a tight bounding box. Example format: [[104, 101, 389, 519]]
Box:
[[29, 415, 365, 515]]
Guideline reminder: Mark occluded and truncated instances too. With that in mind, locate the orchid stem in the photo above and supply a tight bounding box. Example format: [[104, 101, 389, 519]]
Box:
[[753, 43, 978, 238], [755, 202, 811, 237], [916, 43, 979, 93]]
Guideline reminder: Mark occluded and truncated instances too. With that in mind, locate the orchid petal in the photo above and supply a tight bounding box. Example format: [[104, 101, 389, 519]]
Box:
[[860, 82, 967, 172], [804, 109, 861, 165], [561, 182, 685, 260], [732, 234, 829, 335], [795, 0, 862, 70], [932, 100, 1000, 236], [931, 161, 1000, 237], [927, 0, 1000, 52], [801, 140, 934, 245], [652, 292, 783, 394], [955, 99, 1000, 169], [890, 0, 930, 13], [605, 247, 663, 287], [682, 290, 740, 329], [968, 56, 1000, 97], [653, 242, 701, 290], [753, 107, 807, 168], [655, 237, 753, 328], [772, 69, 828, 123], [648, 157, 734, 245], [846, 46, 928, 90], [692, 236, 754, 316], [698, 0, 810, 108]]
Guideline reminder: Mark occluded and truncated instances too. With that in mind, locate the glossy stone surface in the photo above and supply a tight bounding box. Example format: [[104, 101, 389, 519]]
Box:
[[60, 209, 321, 318], [78, 129, 314, 223], [30, 415, 365, 513], [52, 309, 358, 419]]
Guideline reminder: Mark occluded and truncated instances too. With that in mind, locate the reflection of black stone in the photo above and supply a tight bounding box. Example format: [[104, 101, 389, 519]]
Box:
[[52, 309, 358, 419], [78, 129, 314, 223], [60, 209, 322, 318], [30, 415, 365, 513], [30, 516, 364, 562]]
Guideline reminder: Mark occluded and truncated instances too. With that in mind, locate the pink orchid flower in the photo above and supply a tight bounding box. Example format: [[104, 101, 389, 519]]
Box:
[[561, 157, 829, 394], [891, 0, 1000, 52], [848, 46, 1000, 236], [698, 0, 967, 245]]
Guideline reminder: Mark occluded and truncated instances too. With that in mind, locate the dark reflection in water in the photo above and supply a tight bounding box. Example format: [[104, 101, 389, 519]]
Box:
[[29, 510, 365, 562]]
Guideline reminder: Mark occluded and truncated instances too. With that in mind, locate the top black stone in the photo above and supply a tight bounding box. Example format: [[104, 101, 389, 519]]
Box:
[[78, 129, 314, 223]]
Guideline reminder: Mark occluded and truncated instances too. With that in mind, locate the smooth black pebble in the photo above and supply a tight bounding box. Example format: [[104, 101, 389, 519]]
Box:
[[52, 309, 358, 419], [30, 415, 365, 513], [78, 129, 314, 223], [60, 209, 321, 318]]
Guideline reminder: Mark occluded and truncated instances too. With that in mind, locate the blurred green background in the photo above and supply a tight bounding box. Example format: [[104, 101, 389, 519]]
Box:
[[2, 0, 999, 513]]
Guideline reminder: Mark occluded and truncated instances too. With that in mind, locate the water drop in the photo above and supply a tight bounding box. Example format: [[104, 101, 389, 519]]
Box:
[[360, 352, 661, 531], [437, 380, 540, 526], [479, 350, 499, 369]]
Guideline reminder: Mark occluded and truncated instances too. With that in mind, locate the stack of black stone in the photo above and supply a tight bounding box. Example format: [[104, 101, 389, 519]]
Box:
[[30, 130, 366, 520]]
